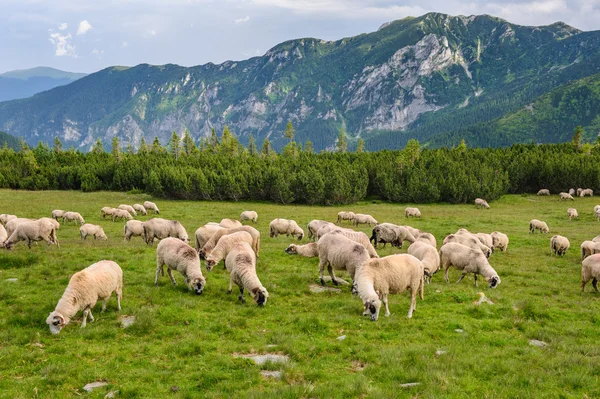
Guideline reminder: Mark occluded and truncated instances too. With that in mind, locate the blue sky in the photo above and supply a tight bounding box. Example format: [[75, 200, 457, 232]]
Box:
[[1, 0, 599, 74]]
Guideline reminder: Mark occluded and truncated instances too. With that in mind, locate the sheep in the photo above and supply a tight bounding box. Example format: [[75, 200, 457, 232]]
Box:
[[403, 225, 422, 239], [405, 207, 422, 218], [569, 188, 576, 196], [439, 242, 501, 288], [581, 254, 600, 292], [353, 213, 378, 227], [317, 232, 371, 287], [577, 188, 583, 196], [316, 224, 352, 240], [200, 226, 260, 259], [269, 218, 304, 240], [46, 260, 122, 334], [0, 214, 17, 225], [118, 204, 137, 217], [112, 209, 133, 222], [593, 235, 600, 243], [155, 237, 205, 295], [475, 198, 490, 209], [550, 235, 570, 256], [596, 208, 600, 222], [307, 220, 334, 241], [355, 254, 424, 320], [323, 228, 378, 258], [39, 217, 60, 231], [475, 233, 494, 251], [133, 204, 148, 216], [443, 234, 492, 258], [559, 192, 574, 201], [0, 224, 7, 246], [336, 211, 356, 224], [63, 211, 85, 225], [143, 201, 160, 214], [80, 224, 108, 240], [224, 242, 268, 306], [529, 219, 549, 234], [580, 241, 600, 261], [370, 223, 415, 249], [205, 231, 254, 271], [567, 208, 579, 221], [537, 189, 550, 196], [408, 241, 440, 283], [3, 219, 59, 249], [491, 231, 509, 252], [5, 217, 33, 236], [580, 189, 594, 197], [416, 232, 436, 248], [101, 207, 117, 219], [143, 218, 188, 245], [194, 224, 225, 252], [124, 220, 146, 241], [220, 218, 243, 228], [285, 242, 319, 258], [240, 211, 258, 223], [51, 210, 66, 221]]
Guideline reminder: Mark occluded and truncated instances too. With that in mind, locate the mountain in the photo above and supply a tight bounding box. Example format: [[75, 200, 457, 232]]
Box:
[[0, 67, 87, 102], [0, 13, 599, 151], [0, 131, 20, 150]]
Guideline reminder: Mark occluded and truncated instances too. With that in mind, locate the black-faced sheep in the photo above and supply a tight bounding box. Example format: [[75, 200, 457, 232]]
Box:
[[529, 219, 549, 234], [269, 218, 304, 240], [225, 242, 268, 306], [240, 211, 258, 223], [285, 242, 318, 258], [439, 242, 500, 288], [143, 201, 160, 214], [550, 235, 570, 256]]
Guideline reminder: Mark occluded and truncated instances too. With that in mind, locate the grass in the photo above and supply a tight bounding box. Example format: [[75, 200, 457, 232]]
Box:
[[1, 190, 600, 398]]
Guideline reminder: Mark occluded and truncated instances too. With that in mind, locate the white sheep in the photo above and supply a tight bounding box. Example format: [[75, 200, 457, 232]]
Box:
[[316, 224, 351, 240], [143, 218, 188, 245], [101, 207, 117, 219], [443, 234, 492, 258], [124, 220, 146, 242], [307, 220, 334, 241], [580, 188, 594, 197], [370, 223, 415, 249], [457, 229, 493, 252], [118, 204, 137, 217], [269, 218, 304, 240], [580, 241, 600, 261], [220, 218, 243, 228], [46, 260, 122, 334], [155, 237, 205, 295], [143, 201, 160, 214], [355, 254, 424, 320], [405, 207, 422, 218], [550, 235, 570, 256], [63, 211, 85, 225], [0, 214, 17, 225], [593, 235, 600, 243], [581, 253, 600, 292], [475, 233, 494, 251], [559, 192, 574, 201], [408, 241, 440, 283], [284, 242, 319, 258], [3, 220, 59, 249], [317, 232, 371, 287], [529, 219, 549, 234], [205, 231, 254, 271], [474, 198, 490, 209], [323, 228, 379, 258], [5, 217, 33, 236], [439, 242, 501, 288], [336, 211, 356, 224], [80, 224, 108, 240], [595, 205, 600, 221], [491, 231, 509, 252], [403, 225, 422, 239], [112, 208, 133, 222], [577, 188, 583, 196], [569, 188, 576, 196], [39, 217, 60, 231], [353, 213, 378, 226], [537, 189, 550, 196], [194, 224, 225, 252], [415, 232, 437, 248], [567, 208, 579, 221], [224, 242, 269, 306], [133, 204, 148, 216], [51, 210, 66, 221], [0, 224, 7, 246], [200, 226, 260, 259], [240, 211, 258, 223]]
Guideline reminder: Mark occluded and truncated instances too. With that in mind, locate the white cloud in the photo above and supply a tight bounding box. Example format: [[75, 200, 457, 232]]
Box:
[[91, 48, 104, 58], [77, 20, 92, 35], [234, 16, 250, 23], [58, 22, 68, 31], [48, 32, 76, 57]]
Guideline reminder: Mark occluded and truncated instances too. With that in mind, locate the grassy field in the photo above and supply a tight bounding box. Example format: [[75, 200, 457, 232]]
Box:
[[1, 190, 600, 398]]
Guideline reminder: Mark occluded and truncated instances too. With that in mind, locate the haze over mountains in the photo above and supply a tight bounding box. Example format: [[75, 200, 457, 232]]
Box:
[[0, 67, 86, 102], [1, 13, 600, 151]]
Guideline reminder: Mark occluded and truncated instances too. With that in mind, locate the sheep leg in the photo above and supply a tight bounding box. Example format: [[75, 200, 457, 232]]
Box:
[[228, 275, 233, 294], [593, 278, 599, 292], [473, 273, 478, 287], [88, 309, 94, 322], [116, 289, 122, 311], [382, 294, 391, 317], [318, 259, 327, 286], [456, 273, 466, 284], [154, 264, 163, 286], [167, 269, 177, 285], [408, 289, 417, 319], [444, 266, 450, 283], [82, 308, 90, 327], [27, 239, 32, 249], [238, 287, 246, 303], [102, 299, 107, 312], [327, 264, 339, 286]]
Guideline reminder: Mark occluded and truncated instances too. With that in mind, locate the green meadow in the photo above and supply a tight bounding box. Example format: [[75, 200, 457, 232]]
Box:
[[1, 190, 599, 398]]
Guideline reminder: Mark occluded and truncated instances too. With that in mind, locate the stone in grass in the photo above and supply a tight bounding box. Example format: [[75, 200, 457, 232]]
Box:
[[455, 329, 464, 333], [529, 339, 548, 347], [119, 315, 136, 328], [435, 350, 447, 357], [260, 370, 282, 379], [240, 354, 289, 365], [337, 335, 346, 341], [105, 391, 119, 399], [400, 382, 421, 388], [5, 278, 18, 282], [309, 284, 341, 293], [83, 381, 108, 392]]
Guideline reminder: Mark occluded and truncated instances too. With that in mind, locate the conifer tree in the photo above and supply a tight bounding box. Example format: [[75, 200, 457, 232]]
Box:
[[248, 134, 258, 155], [53, 136, 63, 153], [337, 127, 347, 153], [169, 131, 180, 160]]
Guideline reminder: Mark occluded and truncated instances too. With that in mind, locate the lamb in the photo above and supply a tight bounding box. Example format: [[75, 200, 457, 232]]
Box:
[[324, 228, 379, 258], [569, 188, 576, 196], [124, 220, 146, 241], [336, 211, 356, 224], [559, 192, 574, 201], [405, 207, 422, 218], [443, 234, 492, 258], [580, 241, 600, 261], [370, 223, 415, 248], [353, 213, 378, 227], [143, 218, 188, 245], [307, 220, 334, 241], [439, 242, 501, 288], [285, 242, 319, 258], [415, 232, 437, 248], [317, 232, 371, 287], [491, 231, 509, 252], [80, 224, 108, 240], [355, 254, 424, 320], [0, 224, 7, 246], [101, 207, 117, 219], [0, 214, 17, 225], [240, 211, 258, 223], [63, 211, 85, 225], [567, 208, 579, 221], [155, 237, 205, 295], [205, 231, 254, 271], [118, 204, 137, 217], [111, 209, 133, 222], [46, 260, 123, 334], [51, 210, 66, 221], [529, 219, 549, 234], [220, 218, 243, 228], [143, 201, 160, 214], [269, 218, 304, 240], [581, 254, 600, 292], [550, 235, 570, 256], [475, 198, 490, 209], [194, 223, 225, 252], [224, 242, 269, 306], [3, 219, 59, 249], [133, 204, 148, 216], [199, 226, 260, 259], [537, 189, 550, 196], [408, 241, 440, 283], [580, 188, 594, 197]]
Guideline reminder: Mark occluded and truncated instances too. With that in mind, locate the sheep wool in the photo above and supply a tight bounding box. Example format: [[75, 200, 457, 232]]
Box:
[[205, 231, 254, 271], [118, 204, 137, 217], [155, 237, 205, 295], [240, 211, 258, 224], [194, 224, 225, 252], [408, 241, 441, 283], [3, 219, 59, 249], [124, 220, 145, 241], [133, 204, 148, 216], [336, 211, 356, 224], [529, 219, 549, 234], [317, 232, 371, 286], [220, 218, 243, 228], [405, 207, 422, 218], [581, 253, 600, 292], [143, 201, 160, 214], [550, 235, 570, 256], [269, 218, 304, 240], [439, 242, 500, 288], [80, 224, 108, 240], [491, 231, 509, 252], [143, 218, 188, 246], [225, 242, 269, 306], [200, 226, 260, 259], [353, 213, 378, 227], [285, 242, 319, 258]]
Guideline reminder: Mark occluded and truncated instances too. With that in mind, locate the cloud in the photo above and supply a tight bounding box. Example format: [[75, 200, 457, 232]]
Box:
[[234, 16, 251, 24], [58, 22, 68, 31], [77, 20, 92, 35], [91, 48, 104, 58], [48, 32, 76, 57]]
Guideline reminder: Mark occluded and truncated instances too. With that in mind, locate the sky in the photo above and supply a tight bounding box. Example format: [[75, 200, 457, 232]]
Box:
[[1, 0, 599, 74]]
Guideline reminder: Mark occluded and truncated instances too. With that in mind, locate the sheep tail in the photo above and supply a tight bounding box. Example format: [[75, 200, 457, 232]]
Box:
[[419, 274, 424, 300]]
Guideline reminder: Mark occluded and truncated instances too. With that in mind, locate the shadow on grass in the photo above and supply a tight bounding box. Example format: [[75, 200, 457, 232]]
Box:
[[0, 252, 40, 269]]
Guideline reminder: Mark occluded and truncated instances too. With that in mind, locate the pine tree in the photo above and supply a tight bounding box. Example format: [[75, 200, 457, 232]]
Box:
[[337, 127, 348, 153], [356, 138, 365, 153], [138, 137, 148, 155], [151, 137, 163, 154], [248, 134, 258, 155], [53, 136, 63, 153], [261, 138, 273, 158], [111, 136, 121, 160], [169, 131, 181, 160], [182, 129, 197, 156], [209, 128, 220, 152], [284, 120, 295, 142], [92, 139, 104, 154], [304, 140, 314, 154], [572, 125, 583, 150]]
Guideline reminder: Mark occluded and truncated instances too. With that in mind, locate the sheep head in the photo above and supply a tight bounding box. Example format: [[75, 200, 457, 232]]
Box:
[[205, 257, 217, 271], [46, 312, 66, 335], [190, 278, 205, 295], [364, 298, 381, 321], [252, 287, 269, 306], [297, 233, 304, 241], [284, 244, 297, 255], [198, 248, 207, 260], [487, 276, 501, 289]]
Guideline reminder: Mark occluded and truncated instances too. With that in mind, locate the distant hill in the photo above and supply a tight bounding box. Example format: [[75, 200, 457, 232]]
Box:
[[0, 131, 20, 150], [0, 67, 87, 102]]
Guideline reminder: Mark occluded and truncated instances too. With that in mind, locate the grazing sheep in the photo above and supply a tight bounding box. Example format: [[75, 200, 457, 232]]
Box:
[[51, 210, 66, 221], [537, 189, 550, 196], [475, 233, 494, 251], [155, 237, 205, 295], [240, 211, 258, 223], [475, 198, 490, 209], [307, 220, 334, 241], [3, 220, 59, 249], [80, 224, 108, 240], [0, 214, 17, 225], [415, 232, 436, 248], [0, 224, 7, 246], [200, 226, 260, 259], [580, 189, 594, 197], [124, 220, 146, 241], [317, 232, 371, 287], [569, 188, 576, 196], [443, 234, 492, 258], [111, 209, 133, 222], [403, 225, 422, 239], [285, 242, 318, 258], [370, 223, 415, 249], [559, 192, 575, 201], [220, 218, 243, 228], [269, 218, 304, 240], [405, 207, 422, 218], [408, 241, 440, 283], [529, 219, 549, 234], [5, 217, 33, 236], [39, 217, 60, 231], [63, 211, 85, 225], [581, 254, 600, 292], [355, 254, 424, 320], [133, 204, 148, 216], [224, 242, 268, 306], [118, 204, 137, 217], [581, 241, 600, 261], [439, 242, 501, 288], [143, 201, 160, 214], [46, 260, 122, 334], [316, 224, 352, 240], [323, 228, 378, 258], [337, 211, 356, 224], [567, 208, 579, 221], [101, 207, 117, 219], [353, 213, 378, 227], [550, 235, 570, 256], [194, 224, 225, 252], [491, 231, 509, 252], [205, 231, 254, 271], [143, 218, 188, 245], [577, 188, 583, 196]]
